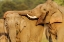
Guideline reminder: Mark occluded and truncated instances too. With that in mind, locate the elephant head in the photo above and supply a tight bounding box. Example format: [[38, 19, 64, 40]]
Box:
[[27, 0, 62, 25]]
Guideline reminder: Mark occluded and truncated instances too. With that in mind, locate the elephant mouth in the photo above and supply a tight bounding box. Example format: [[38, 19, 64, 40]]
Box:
[[27, 14, 38, 19]]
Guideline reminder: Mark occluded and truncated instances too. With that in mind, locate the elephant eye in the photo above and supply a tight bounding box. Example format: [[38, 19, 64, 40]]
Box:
[[43, 9, 46, 11]]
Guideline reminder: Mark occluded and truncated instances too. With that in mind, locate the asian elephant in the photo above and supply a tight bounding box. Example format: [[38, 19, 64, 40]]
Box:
[[4, 13, 44, 42], [3, 0, 64, 42], [0, 19, 9, 42]]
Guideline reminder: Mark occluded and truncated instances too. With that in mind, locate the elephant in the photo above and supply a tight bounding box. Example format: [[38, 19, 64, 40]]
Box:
[[54, 6, 64, 42], [4, 13, 44, 42], [0, 19, 9, 42], [3, 0, 64, 42]]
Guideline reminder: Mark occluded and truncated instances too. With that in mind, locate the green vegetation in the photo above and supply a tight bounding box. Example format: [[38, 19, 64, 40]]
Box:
[[0, 0, 64, 18]]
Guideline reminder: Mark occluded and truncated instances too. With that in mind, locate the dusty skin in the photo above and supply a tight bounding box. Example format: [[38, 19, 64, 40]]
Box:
[[4, 13, 44, 42], [3, 0, 64, 42]]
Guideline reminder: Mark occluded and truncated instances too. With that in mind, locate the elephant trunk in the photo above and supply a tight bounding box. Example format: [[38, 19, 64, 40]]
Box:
[[17, 10, 31, 15]]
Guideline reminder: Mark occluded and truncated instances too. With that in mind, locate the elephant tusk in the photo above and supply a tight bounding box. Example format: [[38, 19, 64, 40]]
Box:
[[27, 14, 37, 19]]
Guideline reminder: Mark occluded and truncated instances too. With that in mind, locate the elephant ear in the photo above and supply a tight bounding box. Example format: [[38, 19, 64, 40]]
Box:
[[50, 10, 62, 24], [36, 14, 46, 25]]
